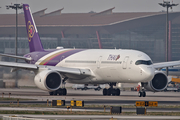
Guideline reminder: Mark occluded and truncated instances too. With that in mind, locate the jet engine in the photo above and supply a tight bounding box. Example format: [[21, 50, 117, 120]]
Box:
[[143, 71, 168, 92], [34, 70, 62, 91]]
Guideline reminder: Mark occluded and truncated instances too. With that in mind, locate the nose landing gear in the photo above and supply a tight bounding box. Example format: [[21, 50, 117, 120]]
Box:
[[138, 90, 146, 97], [138, 83, 146, 97]]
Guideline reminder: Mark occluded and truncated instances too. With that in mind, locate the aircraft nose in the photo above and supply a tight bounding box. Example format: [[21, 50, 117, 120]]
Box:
[[140, 66, 155, 82]]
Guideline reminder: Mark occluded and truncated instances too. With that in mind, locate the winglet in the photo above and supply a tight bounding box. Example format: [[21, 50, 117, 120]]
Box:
[[23, 4, 44, 52]]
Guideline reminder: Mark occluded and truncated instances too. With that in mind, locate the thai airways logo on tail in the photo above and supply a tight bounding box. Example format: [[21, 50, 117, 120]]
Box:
[[27, 21, 35, 42], [25, 6, 28, 10], [23, 4, 44, 52]]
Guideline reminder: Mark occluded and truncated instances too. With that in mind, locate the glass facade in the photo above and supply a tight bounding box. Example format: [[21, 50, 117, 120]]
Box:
[[60, 23, 167, 62], [171, 24, 180, 60], [0, 37, 58, 55], [0, 22, 180, 63]]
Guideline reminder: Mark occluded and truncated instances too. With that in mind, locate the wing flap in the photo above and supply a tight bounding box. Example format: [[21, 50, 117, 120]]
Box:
[[40, 65, 92, 76]]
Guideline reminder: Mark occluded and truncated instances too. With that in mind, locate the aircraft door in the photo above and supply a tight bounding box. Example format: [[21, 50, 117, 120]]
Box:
[[60, 56, 65, 62], [122, 56, 129, 69], [59, 56, 65, 66], [97, 56, 102, 69]]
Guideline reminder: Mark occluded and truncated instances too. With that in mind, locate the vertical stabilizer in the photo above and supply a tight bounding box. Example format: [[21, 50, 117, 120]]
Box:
[[23, 4, 44, 52]]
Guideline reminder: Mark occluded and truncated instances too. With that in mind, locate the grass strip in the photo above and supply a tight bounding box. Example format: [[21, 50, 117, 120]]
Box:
[[0, 110, 180, 116], [0, 98, 35, 101]]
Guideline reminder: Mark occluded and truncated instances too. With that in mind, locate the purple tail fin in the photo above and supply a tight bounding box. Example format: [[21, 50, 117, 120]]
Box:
[[23, 4, 44, 52]]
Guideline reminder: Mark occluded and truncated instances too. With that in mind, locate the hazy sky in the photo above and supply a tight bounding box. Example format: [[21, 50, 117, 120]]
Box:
[[0, 0, 180, 14]]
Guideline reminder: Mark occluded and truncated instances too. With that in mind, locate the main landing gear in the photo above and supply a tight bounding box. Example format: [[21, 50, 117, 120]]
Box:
[[49, 88, 67, 96], [49, 77, 68, 96], [103, 83, 120, 96]]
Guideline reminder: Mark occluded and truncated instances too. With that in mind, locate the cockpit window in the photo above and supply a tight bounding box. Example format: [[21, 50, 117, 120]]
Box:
[[135, 60, 152, 65]]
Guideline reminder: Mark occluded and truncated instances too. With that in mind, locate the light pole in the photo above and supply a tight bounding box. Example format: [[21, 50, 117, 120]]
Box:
[[159, 1, 178, 76], [6, 4, 23, 87]]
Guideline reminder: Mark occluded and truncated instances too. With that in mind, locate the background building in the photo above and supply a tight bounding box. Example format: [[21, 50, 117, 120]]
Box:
[[0, 7, 180, 62]]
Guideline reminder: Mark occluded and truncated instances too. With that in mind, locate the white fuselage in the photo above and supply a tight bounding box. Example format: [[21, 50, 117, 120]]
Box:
[[35, 49, 155, 84]]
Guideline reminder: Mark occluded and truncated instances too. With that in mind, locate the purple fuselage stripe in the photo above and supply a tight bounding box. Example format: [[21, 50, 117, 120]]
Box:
[[45, 49, 84, 66], [24, 49, 84, 65]]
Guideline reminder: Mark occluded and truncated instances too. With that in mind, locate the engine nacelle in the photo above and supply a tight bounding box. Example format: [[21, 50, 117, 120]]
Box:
[[143, 71, 168, 92], [34, 70, 62, 91]]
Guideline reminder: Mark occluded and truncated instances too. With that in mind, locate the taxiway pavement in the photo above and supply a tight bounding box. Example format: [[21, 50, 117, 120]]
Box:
[[0, 88, 180, 105]]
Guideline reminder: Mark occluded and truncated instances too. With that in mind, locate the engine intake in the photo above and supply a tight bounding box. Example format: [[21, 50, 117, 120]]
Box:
[[46, 72, 61, 89], [143, 71, 168, 92], [34, 70, 62, 91]]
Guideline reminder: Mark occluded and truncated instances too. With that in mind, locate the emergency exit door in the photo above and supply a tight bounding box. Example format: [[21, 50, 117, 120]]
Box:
[[122, 56, 129, 69]]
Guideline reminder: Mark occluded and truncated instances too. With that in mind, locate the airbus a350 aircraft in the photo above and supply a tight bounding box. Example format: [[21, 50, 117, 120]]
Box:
[[1, 4, 180, 97]]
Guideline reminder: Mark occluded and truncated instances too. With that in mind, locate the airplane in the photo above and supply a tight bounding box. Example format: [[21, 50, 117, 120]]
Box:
[[1, 4, 180, 97]]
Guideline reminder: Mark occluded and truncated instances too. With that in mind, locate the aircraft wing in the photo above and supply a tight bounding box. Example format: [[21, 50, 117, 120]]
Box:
[[38, 65, 92, 76], [153, 60, 180, 69], [0, 61, 91, 76]]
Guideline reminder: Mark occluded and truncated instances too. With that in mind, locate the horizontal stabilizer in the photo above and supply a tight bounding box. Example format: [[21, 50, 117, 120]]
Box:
[[0, 61, 38, 70], [0, 53, 32, 61]]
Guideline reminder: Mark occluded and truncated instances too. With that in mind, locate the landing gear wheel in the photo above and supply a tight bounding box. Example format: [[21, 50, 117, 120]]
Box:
[[142, 91, 146, 97], [62, 88, 67, 95], [97, 87, 101, 91], [56, 88, 67, 95], [116, 88, 120, 96], [58, 88, 63, 95], [103, 88, 107, 95], [53, 91, 57, 95], [103, 88, 120, 96], [138, 91, 146, 97], [138, 91, 142, 97], [49, 92, 53, 96], [107, 88, 111, 96], [112, 89, 116, 96]]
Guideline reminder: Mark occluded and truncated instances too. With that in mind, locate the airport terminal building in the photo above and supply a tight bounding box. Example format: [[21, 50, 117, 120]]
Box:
[[0, 7, 180, 62]]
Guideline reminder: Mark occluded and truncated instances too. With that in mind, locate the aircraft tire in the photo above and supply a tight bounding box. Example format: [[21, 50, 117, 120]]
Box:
[[138, 91, 142, 97], [57, 88, 63, 95], [116, 88, 120, 96], [97, 87, 101, 91], [84, 87, 88, 90], [49, 92, 53, 96], [103, 88, 107, 95], [142, 91, 146, 97], [53, 91, 57, 95], [112, 89, 116, 96], [107, 88, 111, 96], [62, 88, 67, 95]]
